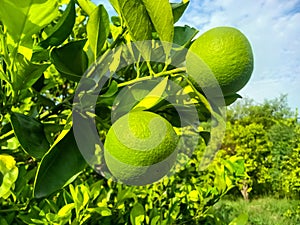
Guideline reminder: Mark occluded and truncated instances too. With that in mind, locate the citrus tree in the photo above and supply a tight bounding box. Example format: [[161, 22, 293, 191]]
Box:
[[1, 0, 253, 224]]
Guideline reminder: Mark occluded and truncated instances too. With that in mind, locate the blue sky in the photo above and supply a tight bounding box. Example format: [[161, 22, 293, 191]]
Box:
[[94, 0, 300, 111]]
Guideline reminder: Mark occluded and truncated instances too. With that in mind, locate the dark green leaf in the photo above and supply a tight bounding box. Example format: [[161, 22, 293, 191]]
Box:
[[200, 131, 211, 146], [34, 129, 87, 198], [171, 1, 190, 23], [224, 93, 242, 106], [39, 0, 76, 48], [50, 40, 88, 82], [87, 5, 110, 59], [12, 54, 50, 92], [10, 112, 49, 159], [173, 26, 198, 47]]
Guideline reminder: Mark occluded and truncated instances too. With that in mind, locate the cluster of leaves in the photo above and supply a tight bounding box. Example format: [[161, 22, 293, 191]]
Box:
[[220, 95, 300, 198], [0, 146, 248, 224], [0, 0, 250, 224]]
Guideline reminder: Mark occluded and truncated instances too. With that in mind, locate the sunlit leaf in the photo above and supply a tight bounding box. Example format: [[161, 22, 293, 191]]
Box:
[[113, 0, 152, 41], [130, 203, 145, 225], [77, 0, 97, 16], [0, 0, 59, 58], [0, 154, 18, 199], [12, 54, 50, 91], [141, 0, 174, 43], [87, 5, 110, 59], [132, 76, 168, 111]]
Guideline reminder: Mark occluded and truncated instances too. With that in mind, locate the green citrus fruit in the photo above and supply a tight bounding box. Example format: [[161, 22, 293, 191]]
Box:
[[186, 26, 254, 96], [104, 111, 178, 185]]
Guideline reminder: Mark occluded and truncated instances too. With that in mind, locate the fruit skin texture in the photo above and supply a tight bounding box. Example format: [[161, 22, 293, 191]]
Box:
[[104, 111, 178, 185], [187, 26, 254, 96]]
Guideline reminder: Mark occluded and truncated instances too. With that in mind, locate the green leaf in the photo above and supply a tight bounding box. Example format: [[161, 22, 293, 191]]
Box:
[[0, 0, 59, 57], [10, 112, 49, 159], [50, 40, 88, 82], [171, 1, 190, 23], [87, 5, 110, 59], [224, 93, 242, 106], [12, 54, 50, 92], [114, 0, 152, 41], [229, 213, 248, 225], [77, 0, 97, 16], [112, 80, 159, 120], [130, 203, 145, 225], [150, 216, 160, 225], [39, 0, 76, 48], [173, 26, 198, 47], [88, 207, 112, 216], [34, 129, 87, 198], [132, 76, 168, 111], [0, 154, 18, 199], [200, 131, 210, 145], [0, 67, 9, 83], [141, 0, 174, 43]]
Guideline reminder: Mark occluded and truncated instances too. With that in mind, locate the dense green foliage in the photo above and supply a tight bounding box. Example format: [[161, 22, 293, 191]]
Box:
[[0, 0, 298, 224], [220, 95, 300, 198]]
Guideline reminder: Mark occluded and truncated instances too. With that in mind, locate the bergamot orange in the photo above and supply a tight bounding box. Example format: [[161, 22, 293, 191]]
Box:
[[104, 111, 178, 185], [186, 26, 254, 96]]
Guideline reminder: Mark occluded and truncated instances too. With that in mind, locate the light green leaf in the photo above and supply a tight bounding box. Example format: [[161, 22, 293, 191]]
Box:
[[77, 0, 97, 16], [130, 203, 145, 225], [0, 67, 9, 83], [150, 216, 160, 225], [132, 76, 168, 111], [57, 203, 75, 217], [12, 54, 50, 91], [0, 154, 18, 199], [0, 0, 59, 57], [141, 0, 174, 43], [88, 207, 112, 216], [109, 0, 121, 15], [188, 190, 199, 202], [115, 0, 152, 41], [87, 5, 110, 59], [39, 0, 76, 48]]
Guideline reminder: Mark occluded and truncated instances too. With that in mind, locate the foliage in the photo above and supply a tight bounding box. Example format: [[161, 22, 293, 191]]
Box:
[[0, 147, 248, 224], [221, 95, 300, 198], [0, 0, 251, 224]]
